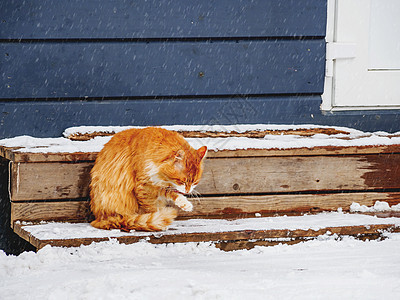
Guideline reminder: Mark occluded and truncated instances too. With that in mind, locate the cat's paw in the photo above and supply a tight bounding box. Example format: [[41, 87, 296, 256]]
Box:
[[175, 194, 193, 212]]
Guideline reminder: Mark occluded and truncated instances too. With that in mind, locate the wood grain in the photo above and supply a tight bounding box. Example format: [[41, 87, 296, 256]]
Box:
[[198, 154, 400, 194], [11, 192, 400, 223], [10, 162, 93, 201], [9, 153, 400, 201], [181, 192, 400, 217], [11, 201, 91, 224]]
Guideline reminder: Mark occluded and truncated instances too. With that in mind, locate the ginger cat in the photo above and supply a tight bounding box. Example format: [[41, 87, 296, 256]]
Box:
[[90, 127, 207, 231]]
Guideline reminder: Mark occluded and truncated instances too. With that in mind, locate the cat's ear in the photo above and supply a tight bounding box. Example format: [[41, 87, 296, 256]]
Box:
[[197, 146, 208, 160], [174, 150, 185, 170], [174, 149, 185, 161]]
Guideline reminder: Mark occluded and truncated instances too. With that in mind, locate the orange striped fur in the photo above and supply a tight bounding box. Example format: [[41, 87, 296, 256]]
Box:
[[90, 127, 207, 231]]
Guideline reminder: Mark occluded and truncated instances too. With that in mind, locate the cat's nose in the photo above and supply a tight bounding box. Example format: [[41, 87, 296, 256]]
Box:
[[185, 186, 191, 193]]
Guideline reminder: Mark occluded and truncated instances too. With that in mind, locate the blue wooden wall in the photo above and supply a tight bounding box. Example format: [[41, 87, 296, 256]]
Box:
[[0, 0, 399, 138]]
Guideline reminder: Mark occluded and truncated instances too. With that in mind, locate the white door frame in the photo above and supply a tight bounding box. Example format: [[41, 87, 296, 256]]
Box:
[[322, 0, 400, 111]]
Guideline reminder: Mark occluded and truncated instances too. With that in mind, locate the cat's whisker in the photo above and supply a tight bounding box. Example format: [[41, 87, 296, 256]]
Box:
[[189, 189, 202, 203], [193, 190, 201, 197]]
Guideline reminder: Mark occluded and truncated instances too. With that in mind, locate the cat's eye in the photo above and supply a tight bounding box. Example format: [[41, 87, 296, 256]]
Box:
[[176, 180, 185, 185]]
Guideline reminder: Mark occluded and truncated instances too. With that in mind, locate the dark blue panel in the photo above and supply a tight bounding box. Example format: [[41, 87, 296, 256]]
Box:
[[1, 98, 399, 139], [0, 97, 323, 138], [0, 40, 325, 99], [0, 0, 327, 39]]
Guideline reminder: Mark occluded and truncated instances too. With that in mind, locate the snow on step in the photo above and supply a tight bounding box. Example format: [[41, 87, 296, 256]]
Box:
[[20, 212, 400, 241], [63, 124, 360, 136], [0, 124, 400, 154], [350, 201, 400, 213]]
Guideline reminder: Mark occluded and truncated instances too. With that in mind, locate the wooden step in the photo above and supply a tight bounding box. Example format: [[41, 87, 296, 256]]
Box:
[[1, 125, 400, 251], [14, 213, 400, 251]]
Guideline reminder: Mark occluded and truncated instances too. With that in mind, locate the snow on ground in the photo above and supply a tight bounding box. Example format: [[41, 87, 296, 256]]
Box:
[[0, 124, 400, 153], [1, 234, 400, 300], [1, 211, 399, 300]]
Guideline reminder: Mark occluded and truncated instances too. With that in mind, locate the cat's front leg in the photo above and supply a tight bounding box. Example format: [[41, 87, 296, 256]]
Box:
[[164, 190, 193, 212], [174, 194, 193, 212]]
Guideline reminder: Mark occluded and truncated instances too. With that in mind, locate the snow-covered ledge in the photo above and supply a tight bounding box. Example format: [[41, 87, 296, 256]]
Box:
[[0, 124, 399, 154]]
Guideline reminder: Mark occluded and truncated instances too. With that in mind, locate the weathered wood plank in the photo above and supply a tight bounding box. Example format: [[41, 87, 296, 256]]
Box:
[[15, 222, 400, 251], [214, 225, 400, 251], [198, 154, 400, 194], [209, 145, 400, 158], [10, 162, 92, 201], [1, 40, 325, 99], [180, 192, 400, 217], [9, 153, 400, 201], [11, 192, 400, 223], [202, 154, 400, 194], [11, 201, 91, 224], [3, 144, 400, 163], [0, 0, 326, 39]]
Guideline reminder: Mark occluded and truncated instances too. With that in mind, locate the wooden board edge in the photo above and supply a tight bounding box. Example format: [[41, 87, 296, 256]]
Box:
[[4, 144, 400, 162], [209, 144, 400, 158], [0, 146, 18, 161], [13, 222, 41, 250], [10, 192, 400, 222], [13, 222, 30, 243], [18, 223, 400, 251], [35, 237, 111, 250], [10, 151, 98, 163], [180, 192, 400, 218]]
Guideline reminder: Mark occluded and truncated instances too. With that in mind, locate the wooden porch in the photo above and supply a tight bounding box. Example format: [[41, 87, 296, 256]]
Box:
[[1, 125, 400, 251]]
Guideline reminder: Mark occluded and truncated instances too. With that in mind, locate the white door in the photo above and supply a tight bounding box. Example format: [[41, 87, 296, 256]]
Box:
[[322, 0, 400, 111]]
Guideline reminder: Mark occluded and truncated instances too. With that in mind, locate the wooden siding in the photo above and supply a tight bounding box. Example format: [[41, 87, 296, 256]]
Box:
[[1, 1, 398, 138], [1, 40, 324, 99], [0, 0, 326, 39], [0, 0, 328, 138], [0, 97, 323, 138]]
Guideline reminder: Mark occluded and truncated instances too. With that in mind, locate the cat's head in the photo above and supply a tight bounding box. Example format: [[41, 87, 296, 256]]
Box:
[[146, 146, 207, 194]]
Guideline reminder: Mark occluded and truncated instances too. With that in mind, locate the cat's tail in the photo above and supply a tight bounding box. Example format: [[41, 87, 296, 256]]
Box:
[[91, 207, 178, 231]]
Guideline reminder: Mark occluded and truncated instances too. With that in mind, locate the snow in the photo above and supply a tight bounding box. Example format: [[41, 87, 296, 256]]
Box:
[[350, 201, 400, 213], [62, 124, 364, 136], [0, 125, 399, 154], [0, 135, 110, 154], [1, 126, 400, 299], [1, 234, 400, 299], [186, 134, 400, 152], [3, 213, 397, 299], [19, 212, 400, 241]]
